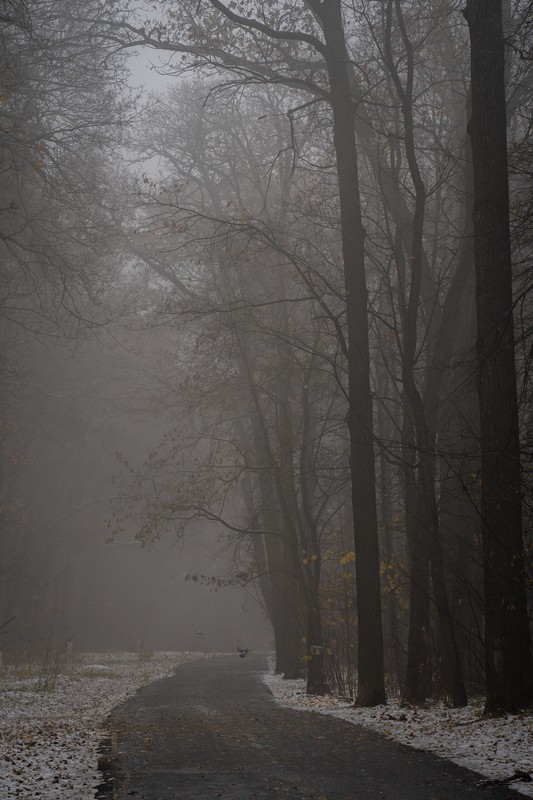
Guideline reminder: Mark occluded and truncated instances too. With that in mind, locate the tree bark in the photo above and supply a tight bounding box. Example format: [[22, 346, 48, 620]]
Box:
[[306, 593, 326, 695], [318, 0, 386, 706], [464, 0, 533, 713]]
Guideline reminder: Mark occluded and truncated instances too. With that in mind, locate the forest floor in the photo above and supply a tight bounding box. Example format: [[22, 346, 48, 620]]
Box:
[[264, 671, 533, 798], [0, 650, 217, 799], [0, 651, 531, 799]]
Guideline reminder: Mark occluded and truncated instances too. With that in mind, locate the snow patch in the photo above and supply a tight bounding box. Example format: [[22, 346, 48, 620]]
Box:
[[263, 671, 533, 797], [0, 650, 222, 799]]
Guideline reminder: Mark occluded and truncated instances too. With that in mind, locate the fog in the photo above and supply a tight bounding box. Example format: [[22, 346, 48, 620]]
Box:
[[1, 0, 532, 712], [0, 324, 271, 661]]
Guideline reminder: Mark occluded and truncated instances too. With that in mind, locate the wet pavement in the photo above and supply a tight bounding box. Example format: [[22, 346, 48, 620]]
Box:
[[99, 653, 523, 799]]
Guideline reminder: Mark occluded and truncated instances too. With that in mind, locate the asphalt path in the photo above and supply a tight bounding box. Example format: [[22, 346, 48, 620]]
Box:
[[99, 653, 523, 800]]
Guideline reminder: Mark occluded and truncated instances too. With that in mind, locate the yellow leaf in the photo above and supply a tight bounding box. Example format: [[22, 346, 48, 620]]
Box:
[[339, 550, 355, 565]]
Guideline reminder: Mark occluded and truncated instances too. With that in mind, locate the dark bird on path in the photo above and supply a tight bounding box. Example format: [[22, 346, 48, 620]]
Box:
[[237, 648, 249, 658]]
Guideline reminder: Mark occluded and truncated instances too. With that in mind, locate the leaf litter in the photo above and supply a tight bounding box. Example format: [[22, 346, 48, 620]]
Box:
[[0, 651, 218, 799], [2, 651, 531, 799]]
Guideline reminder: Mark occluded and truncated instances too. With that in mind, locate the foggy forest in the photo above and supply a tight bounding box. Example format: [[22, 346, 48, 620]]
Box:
[[1, 0, 532, 732]]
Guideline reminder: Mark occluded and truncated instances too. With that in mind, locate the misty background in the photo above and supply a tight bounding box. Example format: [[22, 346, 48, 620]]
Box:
[[0, 0, 532, 714]]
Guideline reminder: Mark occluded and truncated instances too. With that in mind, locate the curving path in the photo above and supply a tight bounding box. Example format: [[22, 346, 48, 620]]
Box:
[[99, 654, 522, 799]]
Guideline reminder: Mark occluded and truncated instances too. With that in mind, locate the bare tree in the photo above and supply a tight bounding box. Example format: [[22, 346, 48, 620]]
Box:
[[0, 0, 130, 337], [108, 0, 386, 708]]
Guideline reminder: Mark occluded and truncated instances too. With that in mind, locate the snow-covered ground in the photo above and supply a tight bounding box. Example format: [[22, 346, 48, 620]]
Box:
[[0, 650, 219, 799], [1, 652, 531, 799], [264, 672, 533, 797]]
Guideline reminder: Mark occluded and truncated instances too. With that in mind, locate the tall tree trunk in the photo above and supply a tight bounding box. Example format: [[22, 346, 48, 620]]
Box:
[[236, 340, 304, 679], [317, 0, 386, 707], [383, 0, 466, 706], [464, 0, 533, 713]]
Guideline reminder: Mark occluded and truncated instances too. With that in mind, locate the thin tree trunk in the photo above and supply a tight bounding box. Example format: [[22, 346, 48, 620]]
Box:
[[306, 592, 326, 695], [383, 0, 466, 706], [376, 365, 404, 690], [402, 417, 433, 703], [236, 339, 304, 678]]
